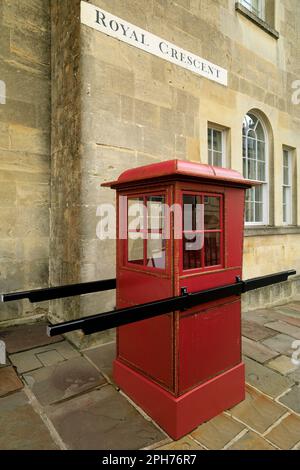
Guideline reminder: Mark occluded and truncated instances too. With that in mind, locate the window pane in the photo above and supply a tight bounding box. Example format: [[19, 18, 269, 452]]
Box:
[[257, 161, 265, 182], [245, 201, 253, 222], [208, 149, 213, 165], [214, 152, 223, 167], [147, 196, 164, 230], [208, 128, 212, 150], [183, 195, 201, 231], [128, 198, 144, 231], [147, 234, 165, 269], [256, 121, 265, 142], [128, 235, 143, 264], [247, 137, 256, 158], [257, 141, 265, 161], [283, 166, 289, 186], [255, 185, 263, 203], [183, 233, 202, 270], [248, 159, 256, 180], [213, 129, 222, 152], [255, 203, 263, 222], [204, 196, 220, 230], [204, 232, 220, 267]]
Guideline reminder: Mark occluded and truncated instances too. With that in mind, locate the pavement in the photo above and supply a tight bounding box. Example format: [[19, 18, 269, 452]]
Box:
[[0, 302, 300, 450]]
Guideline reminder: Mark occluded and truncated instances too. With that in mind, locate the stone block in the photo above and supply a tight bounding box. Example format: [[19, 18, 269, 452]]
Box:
[[229, 386, 286, 433], [83, 342, 116, 382], [279, 386, 300, 413], [265, 414, 300, 449], [24, 356, 107, 406], [191, 413, 245, 450], [242, 320, 277, 341], [46, 386, 166, 449], [265, 321, 300, 340], [267, 355, 299, 375], [242, 336, 278, 363], [262, 334, 296, 356], [0, 391, 58, 450], [0, 366, 23, 397], [0, 322, 63, 354], [228, 431, 276, 450], [244, 356, 294, 398], [157, 436, 203, 450]]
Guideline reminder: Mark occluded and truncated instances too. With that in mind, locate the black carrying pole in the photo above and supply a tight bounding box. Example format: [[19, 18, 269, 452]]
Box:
[[47, 269, 296, 337], [0, 278, 116, 303]]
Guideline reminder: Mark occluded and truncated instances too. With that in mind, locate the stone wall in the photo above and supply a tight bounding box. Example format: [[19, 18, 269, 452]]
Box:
[[0, 0, 51, 325]]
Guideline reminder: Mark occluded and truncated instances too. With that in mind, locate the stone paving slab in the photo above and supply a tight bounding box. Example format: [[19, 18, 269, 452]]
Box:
[[83, 342, 115, 382], [244, 356, 294, 398], [190, 413, 245, 450], [265, 321, 300, 339], [279, 386, 300, 414], [267, 355, 299, 375], [10, 341, 80, 374], [229, 386, 286, 433], [242, 336, 278, 363], [46, 386, 165, 450], [156, 436, 204, 450], [262, 333, 296, 356], [0, 366, 23, 397], [0, 322, 63, 354], [265, 414, 300, 449], [23, 356, 107, 406], [228, 431, 276, 450], [0, 391, 58, 450], [242, 320, 277, 341], [242, 309, 282, 325]]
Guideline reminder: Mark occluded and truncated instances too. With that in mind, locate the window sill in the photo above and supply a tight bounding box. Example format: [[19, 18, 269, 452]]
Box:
[[245, 225, 300, 237], [235, 2, 279, 40]]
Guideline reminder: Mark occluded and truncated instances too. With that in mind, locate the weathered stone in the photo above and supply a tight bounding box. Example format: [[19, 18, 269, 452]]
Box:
[[10, 341, 80, 374], [24, 356, 106, 406], [267, 355, 299, 375], [265, 414, 300, 449], [46, 386, 166, 449], [0, 322, 63, 354], [0, 366, 23, 396], [242, 336, 278, 363], [242, 320, 277, 341], [0, 391, 58, 450], [83, 342, 116, 382], [228, 431, 276, 450], [262, 334, 296, 357], [157, 436, 203, 450], [279, 386, 300, 413], [244, 356, 294, 398], [191, 413, 245, 450], [267, 319, 300, 338], [229, 386, 286, 433]]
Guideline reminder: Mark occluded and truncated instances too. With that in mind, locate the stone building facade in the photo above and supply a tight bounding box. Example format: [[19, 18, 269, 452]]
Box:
[[0, 0, 300, 347]]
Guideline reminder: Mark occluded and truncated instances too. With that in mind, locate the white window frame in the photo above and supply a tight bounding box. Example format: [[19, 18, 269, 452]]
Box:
[[240, 0, 265, 20], [207, 125, 226, 168], [243, 112, 269, 226], [283, 148, 292, 225]]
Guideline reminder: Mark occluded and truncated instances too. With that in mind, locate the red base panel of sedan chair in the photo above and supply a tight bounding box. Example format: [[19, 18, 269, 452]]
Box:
[[102, 159, 253, 439]]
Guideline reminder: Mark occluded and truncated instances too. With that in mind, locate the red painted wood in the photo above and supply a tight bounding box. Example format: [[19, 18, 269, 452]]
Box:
[[114, 359, 245, 440], [178, 299, 241, 393], [103, 159, 251, 438], [103, 159, 254, 189]]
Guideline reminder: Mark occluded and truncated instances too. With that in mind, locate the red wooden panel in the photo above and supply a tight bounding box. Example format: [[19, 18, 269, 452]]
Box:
[[178, 299, 241, 394], [118, 314, 174, 390]]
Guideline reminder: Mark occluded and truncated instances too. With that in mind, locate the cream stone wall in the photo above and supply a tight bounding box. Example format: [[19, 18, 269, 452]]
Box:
[[0, 0, 51, 325]]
